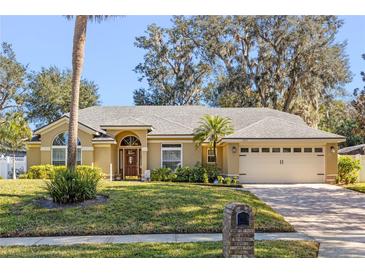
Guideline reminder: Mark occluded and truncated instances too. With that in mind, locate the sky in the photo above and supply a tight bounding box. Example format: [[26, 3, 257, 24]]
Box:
[[0, 15, 364, 106]]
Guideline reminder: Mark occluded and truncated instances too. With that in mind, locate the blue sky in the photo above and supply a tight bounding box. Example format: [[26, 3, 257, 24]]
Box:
[[0, 15, 364, 106]]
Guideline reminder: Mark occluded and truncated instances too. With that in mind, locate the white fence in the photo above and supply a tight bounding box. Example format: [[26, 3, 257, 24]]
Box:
[[354, 155, 365, 182], [0, 156, 27, 179]]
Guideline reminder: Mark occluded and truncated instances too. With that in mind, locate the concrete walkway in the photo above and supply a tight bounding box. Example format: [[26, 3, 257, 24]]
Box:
[[0, 232, 312, 247], [243, 184, 365, 258]]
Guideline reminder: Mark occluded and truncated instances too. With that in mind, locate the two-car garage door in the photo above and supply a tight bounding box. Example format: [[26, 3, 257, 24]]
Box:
[[239, 146, 325, 183]]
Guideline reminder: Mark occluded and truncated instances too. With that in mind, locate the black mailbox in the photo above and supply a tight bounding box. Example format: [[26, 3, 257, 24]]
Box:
[[237, 211, 250, 226]]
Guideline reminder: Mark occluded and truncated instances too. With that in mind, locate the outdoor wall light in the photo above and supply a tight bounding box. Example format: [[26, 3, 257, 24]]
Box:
[[330, 146, 336, 153], [232, 146, 237, 153]]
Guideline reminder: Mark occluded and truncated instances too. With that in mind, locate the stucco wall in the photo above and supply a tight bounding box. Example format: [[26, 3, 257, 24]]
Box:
[[183, 143, 202, 167], [201, 145, 223, 170], [31, 121, 94, 166], [147, 143, 161, 170], [325, 143, 338, 183], [26, 146, 41, 169], [94, 145, 112, 176], [224, 143, 240, 176], [146, 140, 202, 170]]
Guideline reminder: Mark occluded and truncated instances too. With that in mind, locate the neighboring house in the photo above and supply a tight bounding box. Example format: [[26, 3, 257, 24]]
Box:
[[339, 144, 365, 182], [26, 106, 344, 183]]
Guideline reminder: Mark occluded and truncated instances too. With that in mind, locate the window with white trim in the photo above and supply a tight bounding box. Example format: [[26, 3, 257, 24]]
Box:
[[207, 148, 216, 164], [161, 144, 182, 170], [52, 132, 81, 166]]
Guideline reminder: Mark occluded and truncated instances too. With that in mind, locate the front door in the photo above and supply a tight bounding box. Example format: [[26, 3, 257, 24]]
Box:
[[124, 149, 139, 177]]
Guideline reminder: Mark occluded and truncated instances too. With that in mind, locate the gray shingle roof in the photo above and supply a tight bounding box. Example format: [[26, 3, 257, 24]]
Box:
[[223, 116, 343, 139], [62, 106, 343, 140], [338, 144, 365, 155]]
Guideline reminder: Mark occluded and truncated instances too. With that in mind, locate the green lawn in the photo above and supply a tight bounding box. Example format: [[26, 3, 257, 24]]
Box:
[[0, 180, 293, 237], [345, 182, 365, 193], [0, 240, 319, 258]]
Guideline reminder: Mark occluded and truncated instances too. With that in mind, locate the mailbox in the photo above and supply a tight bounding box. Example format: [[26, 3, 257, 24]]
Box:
[[223, 203, 255, 258]]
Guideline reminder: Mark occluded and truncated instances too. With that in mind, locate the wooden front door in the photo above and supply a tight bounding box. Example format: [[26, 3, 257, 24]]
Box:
[[124, 149, 139, 177]]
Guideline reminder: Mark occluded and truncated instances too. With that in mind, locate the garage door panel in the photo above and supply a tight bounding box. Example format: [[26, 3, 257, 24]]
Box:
[[239, 150, 325, 184]]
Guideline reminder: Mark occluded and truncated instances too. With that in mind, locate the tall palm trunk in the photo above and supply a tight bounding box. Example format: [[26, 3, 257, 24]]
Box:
[[213, 141, 217, 167], [67, 16, 88, 170]]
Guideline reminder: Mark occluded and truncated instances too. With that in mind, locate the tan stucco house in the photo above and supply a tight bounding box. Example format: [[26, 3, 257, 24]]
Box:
[[26, 106, 344, 183]]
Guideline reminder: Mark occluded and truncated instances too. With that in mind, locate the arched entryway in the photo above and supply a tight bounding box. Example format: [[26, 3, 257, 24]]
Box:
[[119, 135, 142, 179]]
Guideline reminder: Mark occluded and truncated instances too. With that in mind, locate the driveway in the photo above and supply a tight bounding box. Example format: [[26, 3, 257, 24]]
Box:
[[243, 184, 365, 257]]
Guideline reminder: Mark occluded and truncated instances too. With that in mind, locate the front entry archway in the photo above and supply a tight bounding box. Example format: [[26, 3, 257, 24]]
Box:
[[119, 136, 141, 180]]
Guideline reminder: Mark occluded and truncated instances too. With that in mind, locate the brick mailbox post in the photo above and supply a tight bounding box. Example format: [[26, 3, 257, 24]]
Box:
[[223, 203, 255, 258]]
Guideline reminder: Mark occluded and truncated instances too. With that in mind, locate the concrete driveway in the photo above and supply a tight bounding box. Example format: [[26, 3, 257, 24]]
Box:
[[243, 183, 365, 257]]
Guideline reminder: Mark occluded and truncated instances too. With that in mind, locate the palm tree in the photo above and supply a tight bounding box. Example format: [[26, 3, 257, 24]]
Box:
[[193, 114, 234, 165], [65, 16, 115, 170]]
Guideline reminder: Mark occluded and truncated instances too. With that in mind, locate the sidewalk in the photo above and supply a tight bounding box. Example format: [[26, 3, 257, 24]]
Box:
[[0, 232, 313, 246]]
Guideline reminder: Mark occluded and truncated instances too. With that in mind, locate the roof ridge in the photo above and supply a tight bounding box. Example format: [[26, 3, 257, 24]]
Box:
[[231, 116, 273, 134], [152, 114, 194, 131]]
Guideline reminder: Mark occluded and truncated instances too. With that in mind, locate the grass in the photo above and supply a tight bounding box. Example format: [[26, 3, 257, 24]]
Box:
[[345, 182, 365, 193], [0, 240, 319, 258], [0, 180, 293, 237]]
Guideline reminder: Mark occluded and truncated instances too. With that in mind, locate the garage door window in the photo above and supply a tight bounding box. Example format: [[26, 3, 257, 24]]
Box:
[[251, 148, 259, 153], [293, 148, 302, 153], [261, 148, 270, 153], [283, 148, 291, 153], [240, 148, 249, 153], [272, 148, 281, 153], [314, 148, 323, 153], [304, 148, 313, 153]]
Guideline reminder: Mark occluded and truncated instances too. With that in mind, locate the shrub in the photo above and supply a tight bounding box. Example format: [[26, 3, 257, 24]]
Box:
[[224, 177, 232, 185], [174, 167, 192, 182], [204, 165, 220, 183], [151, 168, 175, 182], [203, 172, 209, 184], [0, 176, 3, 180], [190, 165, 206, 182], [151, 164, 221, 183], [26, 164, 59, 179], [217, 175, 224, 184], [47, 167, 102, 204], [18, 174, 27, 179], [232, 176, 239, 185], [337, 156, 361, 185]]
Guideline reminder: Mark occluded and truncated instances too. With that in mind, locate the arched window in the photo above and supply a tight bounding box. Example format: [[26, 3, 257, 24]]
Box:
[[52, 132, 81, 166], [120, 136, 141, 147]]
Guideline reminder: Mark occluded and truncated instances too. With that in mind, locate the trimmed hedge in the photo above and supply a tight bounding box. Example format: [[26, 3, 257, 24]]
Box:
[[150, 164, 238, 184], [23, 165, 102, 180], [337, 156, 361, 185]]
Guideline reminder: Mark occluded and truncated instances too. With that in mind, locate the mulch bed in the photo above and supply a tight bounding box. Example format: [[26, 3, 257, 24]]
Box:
[[34, 195, 108, 209]]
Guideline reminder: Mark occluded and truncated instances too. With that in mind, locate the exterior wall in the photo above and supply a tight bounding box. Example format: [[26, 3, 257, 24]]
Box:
[[183, 143, 202, 167], [223, 143, 240, 176], [325, 143, 338, 183], [26, 146, 41, 169], [146, 139, 201, 170], [94, 145, 112, 176], [202, 145, 223, 170], [31, 121, 95, 166], [107, 129, 148, 177], [147, 143, 161, 170]]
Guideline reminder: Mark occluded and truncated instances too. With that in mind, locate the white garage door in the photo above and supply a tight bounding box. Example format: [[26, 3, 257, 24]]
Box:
[[239, 146, 325, 183]]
